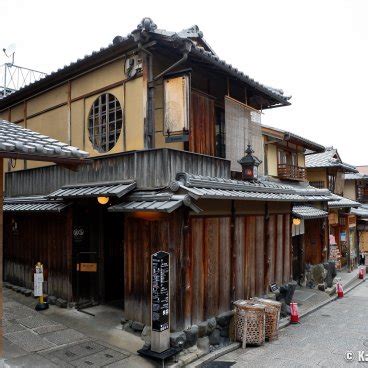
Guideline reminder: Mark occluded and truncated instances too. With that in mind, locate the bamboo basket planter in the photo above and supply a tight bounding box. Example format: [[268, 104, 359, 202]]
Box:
[[252, 298, 281, 341], [233, 300, 265, 346]]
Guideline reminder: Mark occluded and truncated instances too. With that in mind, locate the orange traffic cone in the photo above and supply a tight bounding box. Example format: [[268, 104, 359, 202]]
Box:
[[290, 302, 300, 324], [337, 282, 344, 298], [359, 267, 366, 280]]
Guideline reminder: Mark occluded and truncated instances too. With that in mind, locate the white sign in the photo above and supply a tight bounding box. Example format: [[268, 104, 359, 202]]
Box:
[[34, 273, 43, 297], [34, 272, 43, 283]]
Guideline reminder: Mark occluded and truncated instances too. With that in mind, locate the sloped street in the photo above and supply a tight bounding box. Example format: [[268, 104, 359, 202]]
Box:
[[216, 281, 368, 367]]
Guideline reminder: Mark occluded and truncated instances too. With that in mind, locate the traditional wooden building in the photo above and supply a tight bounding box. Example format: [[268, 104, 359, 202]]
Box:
[[306, 148, 360, 270], [345, 172, 368, 264], [261, 125, 329, 282], [1, 18, 334, 330]]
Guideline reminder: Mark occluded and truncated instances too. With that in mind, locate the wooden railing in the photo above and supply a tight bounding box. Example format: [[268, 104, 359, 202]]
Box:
[[277, 164, 307, 181], [5, 148, 231, 197]]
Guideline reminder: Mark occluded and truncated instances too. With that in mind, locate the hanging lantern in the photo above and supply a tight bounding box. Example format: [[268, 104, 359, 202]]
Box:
[[238, 144, 262, 181], [97, 196, 109, 205], [292, 218, 301, 226]]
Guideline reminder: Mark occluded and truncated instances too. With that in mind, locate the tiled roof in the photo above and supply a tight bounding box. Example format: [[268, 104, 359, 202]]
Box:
[[108, 191, 201, 213], [180, 186, 305, 202], [328, 194, 361, 208], [345, 173, 368, 180], [0, 18, 289, 109], [0, 120, 89, 159], [305, 148, 357, 173], [171, 173, 334, 202], [351, 205, 368, 218], [292, 205, 328, 219], [261, 124, 325, 153], [48, 181, 136, 199], [109, 199, 182, 213], [4, 196, 69, 213]]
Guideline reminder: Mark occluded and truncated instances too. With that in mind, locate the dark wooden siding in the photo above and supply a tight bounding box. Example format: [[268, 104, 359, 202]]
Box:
[[189, 213, 291, 325], [5, 148, 230, 197], [190, 91, 215, 156], [123, 212, 291, 330], [189, 217, 231, 323], [4, 210, 73, 301], [123, 211, 185, 331]]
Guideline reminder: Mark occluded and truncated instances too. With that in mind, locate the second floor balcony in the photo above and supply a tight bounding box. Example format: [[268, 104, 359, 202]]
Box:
[[277, 163, 307, 181]]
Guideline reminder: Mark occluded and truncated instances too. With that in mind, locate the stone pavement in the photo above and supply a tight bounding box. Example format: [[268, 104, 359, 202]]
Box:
[[2, 287, 156, 367], [215, 280, 368, 367], [279, 268, 361, 325]]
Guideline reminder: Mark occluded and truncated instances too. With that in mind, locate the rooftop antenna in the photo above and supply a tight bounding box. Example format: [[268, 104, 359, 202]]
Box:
[[0, 43, 46, 99], [3, 43, 16, 66]]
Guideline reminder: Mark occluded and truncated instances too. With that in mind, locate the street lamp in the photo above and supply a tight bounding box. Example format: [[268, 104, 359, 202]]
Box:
[[238, 144, 262, 181]]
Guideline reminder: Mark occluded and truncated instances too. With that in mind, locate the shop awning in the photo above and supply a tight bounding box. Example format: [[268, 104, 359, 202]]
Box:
[[328, 194, 361, 209], [48, 181, 136, 199], [108, 192, 202, 213], [292, 205, 328, 220], [4, 196, 69, 213]]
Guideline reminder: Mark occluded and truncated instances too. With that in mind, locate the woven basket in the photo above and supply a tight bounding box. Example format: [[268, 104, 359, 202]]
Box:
[[252, 298, 281, 341], [233, 300, 265, 346]]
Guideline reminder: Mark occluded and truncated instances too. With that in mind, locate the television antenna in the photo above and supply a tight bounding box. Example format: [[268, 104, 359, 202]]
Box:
[[1, 43, 47, 99], [3, 43, 16, 66]]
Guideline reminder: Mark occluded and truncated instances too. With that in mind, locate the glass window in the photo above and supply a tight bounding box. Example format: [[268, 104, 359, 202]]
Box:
[[88, 93, 123, 153]]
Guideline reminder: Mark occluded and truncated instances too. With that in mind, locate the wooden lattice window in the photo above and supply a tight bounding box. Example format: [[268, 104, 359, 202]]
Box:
[[88, 93, 123, 152]]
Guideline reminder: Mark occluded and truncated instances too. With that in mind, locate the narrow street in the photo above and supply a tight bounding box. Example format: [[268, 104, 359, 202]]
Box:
[[215, 281, 368, 367]]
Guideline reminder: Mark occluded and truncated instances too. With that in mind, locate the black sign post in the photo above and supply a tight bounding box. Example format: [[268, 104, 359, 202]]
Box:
[[151, 251, 170, 353]]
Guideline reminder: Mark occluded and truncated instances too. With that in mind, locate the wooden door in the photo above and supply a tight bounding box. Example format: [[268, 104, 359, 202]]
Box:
[[305, 219, 323, 264]]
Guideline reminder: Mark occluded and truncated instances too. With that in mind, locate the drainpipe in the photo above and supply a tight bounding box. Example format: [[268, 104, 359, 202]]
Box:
[[138, 42, 155, 149], [153, 45, 191, 81]]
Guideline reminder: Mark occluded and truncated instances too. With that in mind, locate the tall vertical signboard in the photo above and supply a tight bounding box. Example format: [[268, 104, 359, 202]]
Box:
[[151, 251, 170, 353]]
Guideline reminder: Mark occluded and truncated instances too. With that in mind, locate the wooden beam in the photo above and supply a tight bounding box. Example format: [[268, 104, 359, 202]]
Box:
[[275, 215, 283, 285], [183, 209, 192, 327]]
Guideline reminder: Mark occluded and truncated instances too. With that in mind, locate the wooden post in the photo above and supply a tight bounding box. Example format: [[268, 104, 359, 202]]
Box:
[[183, 209, 192, 328], [275, 215, 284, 285], [23, 101, 27, 169], [66, 207, 73, 303], [67, 80, 72, 145], [230, 200, 236, 302], [264, 203, 270, 293]]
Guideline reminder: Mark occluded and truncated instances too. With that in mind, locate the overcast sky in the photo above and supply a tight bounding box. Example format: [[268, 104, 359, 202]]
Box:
[[1, 0, 367, 165]]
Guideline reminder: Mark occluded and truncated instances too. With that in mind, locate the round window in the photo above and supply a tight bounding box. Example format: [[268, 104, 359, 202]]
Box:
[[88, 93, 123, 152]]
